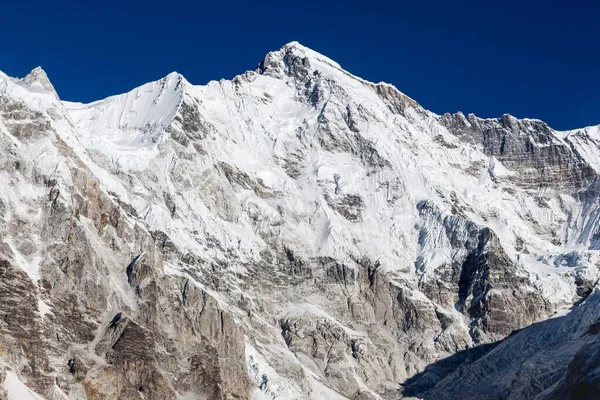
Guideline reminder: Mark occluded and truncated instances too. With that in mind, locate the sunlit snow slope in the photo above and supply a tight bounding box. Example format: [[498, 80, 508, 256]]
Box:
[[0, 42, 599, 400]]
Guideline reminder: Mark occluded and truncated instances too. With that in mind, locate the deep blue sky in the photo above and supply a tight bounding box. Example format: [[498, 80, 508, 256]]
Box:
[[1, 0, 598, 130]]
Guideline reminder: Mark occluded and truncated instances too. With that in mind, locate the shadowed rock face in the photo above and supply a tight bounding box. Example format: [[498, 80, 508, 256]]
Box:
[[541, 332, 600, 400], [1, 45, 600, 400], [415, 201, 552, 344], [402, 290, 600, 400], [0, 259, 54, 394]]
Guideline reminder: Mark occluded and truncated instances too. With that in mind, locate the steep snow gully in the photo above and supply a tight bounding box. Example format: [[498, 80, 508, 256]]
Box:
[[0, 42, 599, 399]]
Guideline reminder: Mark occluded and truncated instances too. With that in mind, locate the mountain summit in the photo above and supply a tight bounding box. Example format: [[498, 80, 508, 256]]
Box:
[[22, 66, 59, 97], [0, 43, 599, 399]]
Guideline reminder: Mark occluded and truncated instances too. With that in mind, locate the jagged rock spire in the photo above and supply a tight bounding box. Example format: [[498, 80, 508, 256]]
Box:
[[22, 66, 59, 97]]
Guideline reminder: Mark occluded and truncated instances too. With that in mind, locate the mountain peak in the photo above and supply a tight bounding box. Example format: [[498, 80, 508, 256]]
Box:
[[2, 41, 600, 400], [163, 71, 186, 83], [282, 40, 303, 48], [22, 66, 58, 97], [280, 41, 311, 53], [279, 41, 342, 69], [64, 68, 187, 159], [257, 41, 344, 80]]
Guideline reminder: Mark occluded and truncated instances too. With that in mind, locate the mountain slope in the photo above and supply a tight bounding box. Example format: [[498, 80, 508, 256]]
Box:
[[403, 288, 600, 399], [0, 42, 599, 399]]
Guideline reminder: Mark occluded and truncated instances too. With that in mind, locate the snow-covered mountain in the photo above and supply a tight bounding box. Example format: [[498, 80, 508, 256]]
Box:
[[0, 42, 599, 400]]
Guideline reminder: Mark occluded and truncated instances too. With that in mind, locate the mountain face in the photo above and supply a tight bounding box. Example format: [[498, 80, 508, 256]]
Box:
[[0, 42, 599, 400]]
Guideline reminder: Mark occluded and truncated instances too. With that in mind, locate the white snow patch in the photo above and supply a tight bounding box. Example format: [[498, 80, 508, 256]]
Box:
[[3, 372, 45, 400], [37, 299, 53, 318], [3, 239, 42, 282]]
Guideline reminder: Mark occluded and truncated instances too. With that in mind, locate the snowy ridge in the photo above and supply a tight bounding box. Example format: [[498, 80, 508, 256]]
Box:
[[0, 42, 599, 399], [3, 371, 46, 400], [65, 71, 185, 141], [64, 72, 186, 172], [559, 124, 600, 172]]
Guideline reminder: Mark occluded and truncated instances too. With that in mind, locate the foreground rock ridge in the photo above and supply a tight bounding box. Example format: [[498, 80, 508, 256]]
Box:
[[0, 42, 599, 399]]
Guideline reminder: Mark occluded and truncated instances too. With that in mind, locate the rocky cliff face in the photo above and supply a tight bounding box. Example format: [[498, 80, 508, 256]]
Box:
[[0, 43, 599, 399], [440, 112, 596, 191], [402, 288, 600, 400]]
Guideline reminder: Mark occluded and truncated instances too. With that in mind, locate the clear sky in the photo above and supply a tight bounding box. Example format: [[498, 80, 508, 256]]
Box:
[[1, 0, 598, 130]]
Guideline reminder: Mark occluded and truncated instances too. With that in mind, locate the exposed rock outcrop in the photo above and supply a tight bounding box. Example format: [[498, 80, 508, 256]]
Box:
[[0, 42, 599, 399]]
